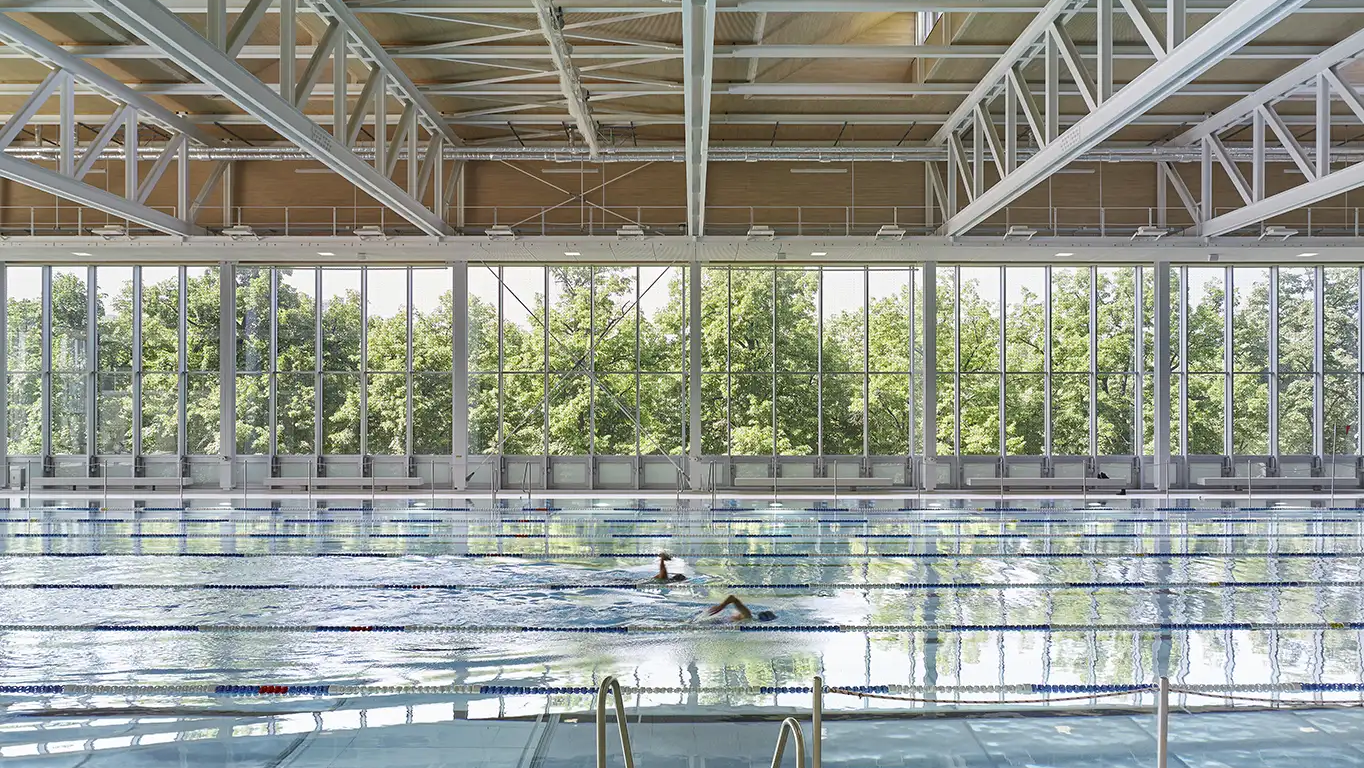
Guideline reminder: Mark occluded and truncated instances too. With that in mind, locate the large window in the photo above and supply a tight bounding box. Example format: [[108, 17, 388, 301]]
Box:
[[701, 266, 916, 457], [3, 259, 1361, 471]]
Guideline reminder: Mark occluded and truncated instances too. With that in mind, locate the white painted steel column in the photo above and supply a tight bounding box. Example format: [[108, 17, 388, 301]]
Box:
[[1314, 265, 1325, 459], [452, 262, 468, 490], [219, 262, 234, 489], [1155, 261, 1171, 490], [0, 267, 9, 480], [689, 261, 703, 488], [922, 262, 936, 490], [40, 266, 51, 459]]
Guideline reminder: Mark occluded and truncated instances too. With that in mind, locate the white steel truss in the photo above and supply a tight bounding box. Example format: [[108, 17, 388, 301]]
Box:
[[1166, 29, 1364, 237], [935, 0, 1310, 237], [682, 0, 717, 237], [87, 0, 455, 236], [0, 14, 209, 236]]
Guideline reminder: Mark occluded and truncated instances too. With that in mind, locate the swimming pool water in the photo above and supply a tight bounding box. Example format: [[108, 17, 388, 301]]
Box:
[[4, 499, 1364, 766]]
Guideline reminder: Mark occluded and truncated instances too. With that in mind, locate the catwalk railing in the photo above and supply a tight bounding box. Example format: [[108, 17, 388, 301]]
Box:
[[3, 203, 1362, 238]]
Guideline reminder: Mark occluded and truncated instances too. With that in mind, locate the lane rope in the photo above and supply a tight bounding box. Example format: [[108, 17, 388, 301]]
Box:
[[0, 681, 1360, 698], [0, 551, 1359, 560], [3, 621, 1364, 633], [1, 579, 1361, 591]]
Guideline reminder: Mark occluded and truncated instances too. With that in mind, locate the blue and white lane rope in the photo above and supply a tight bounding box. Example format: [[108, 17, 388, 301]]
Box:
[[0, 551, 1360, 560], [0, 579, 1361, 591], [3, 621, 1364, 633], [0, 681, 1359, 698], [2, 531, 1360, 541]]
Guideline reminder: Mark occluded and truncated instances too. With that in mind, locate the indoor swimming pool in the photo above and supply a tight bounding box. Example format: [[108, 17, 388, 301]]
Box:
[[4, 498, 1364, 767]]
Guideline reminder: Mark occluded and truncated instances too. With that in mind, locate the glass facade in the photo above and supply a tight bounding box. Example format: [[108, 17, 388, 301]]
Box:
[[3, 261, 1361, 485]]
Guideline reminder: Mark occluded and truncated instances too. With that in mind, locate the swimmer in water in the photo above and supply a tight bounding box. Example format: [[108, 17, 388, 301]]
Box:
[[655, 553, 687, 582], [703, 595, 777, 623]]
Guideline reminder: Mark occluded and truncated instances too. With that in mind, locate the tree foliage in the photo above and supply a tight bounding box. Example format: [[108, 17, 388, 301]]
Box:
[[5, 264, 1359, 458]]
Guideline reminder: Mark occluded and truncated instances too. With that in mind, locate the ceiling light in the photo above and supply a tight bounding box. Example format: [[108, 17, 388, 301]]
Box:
[[90, 225, 128, 240], [222, 224, 258, 240], [564, 251, 581, 257], [541, 168, 598, 174], [875, 224, 906, 241], [746, 225, 776, 241], [317, 251, 335, 257], [485, 225, 515, 241], [72, 251, 92, 257], [810, 251, 827, 257], [1260, 225, 1298, 240], [790, 167, 848, 174], [1296, 252, 1319, 259], [1055, 252, 1074, 257], [617, 224, 646, 240], [1003, 225, 1036, 241], [1130, 225, 1167, 241]]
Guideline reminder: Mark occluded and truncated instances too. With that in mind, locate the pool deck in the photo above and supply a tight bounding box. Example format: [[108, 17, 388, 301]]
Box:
[[6, 698, 1364, 767]]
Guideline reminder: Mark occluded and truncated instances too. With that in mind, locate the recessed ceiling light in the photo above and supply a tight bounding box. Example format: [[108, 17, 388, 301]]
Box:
[[811, 251, 827, 256], [1055, 252, 1074, 257], [1296, 252, 1319, 259], [564, 251, 581, 257], [317, 251, 335, 256], [72, 251, 91, 256]]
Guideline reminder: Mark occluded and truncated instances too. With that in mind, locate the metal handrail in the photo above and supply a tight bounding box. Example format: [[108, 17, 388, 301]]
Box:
[[769, 717, 807, 768], [595, 676, 635, 768]]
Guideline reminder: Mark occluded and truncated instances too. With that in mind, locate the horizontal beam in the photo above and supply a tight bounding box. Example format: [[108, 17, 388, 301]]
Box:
[[0, 42, 1332, 61], [0, 79, 1298, 98], [7, 110, 1357, 129], [3, 0, 1362, 10], [10, 142, 1364, 163], [939, 0, 1312, 235], [0, 153, 206, 236]]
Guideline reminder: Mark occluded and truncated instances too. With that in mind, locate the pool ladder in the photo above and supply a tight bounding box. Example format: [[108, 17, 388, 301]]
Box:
[[596, 675, 822, 768]]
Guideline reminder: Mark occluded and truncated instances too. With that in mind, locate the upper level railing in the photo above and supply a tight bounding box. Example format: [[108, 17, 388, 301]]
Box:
[[1, 203, 1361, 238]]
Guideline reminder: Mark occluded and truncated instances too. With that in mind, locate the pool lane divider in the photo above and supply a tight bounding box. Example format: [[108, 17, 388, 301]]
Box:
[[4, 681, 1352, 698], [1, 579, 1361, 591], [1, 551, 1362, 559], [5, 621, 1364, 633], [2, 531, 1360, 542]]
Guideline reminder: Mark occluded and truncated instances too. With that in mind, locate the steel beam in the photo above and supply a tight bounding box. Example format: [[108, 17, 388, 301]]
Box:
[[1118, 0, 1166, 57], [1194, 161, 1364, 237], [929, 0, 1075, 145], [91, 0, 453, 236], [0, 14, 215, 144], [6, 0, 1364, 11], [305, 0, 463, 148], [682, 0, 716, 237], [0, 70, 63, 150], [939, 0, 1310, 237], [0, 42, 1338, 61], [530, 0, 600, 158], [0, 152, 205, 235], [1167, 26, 1364, 147]]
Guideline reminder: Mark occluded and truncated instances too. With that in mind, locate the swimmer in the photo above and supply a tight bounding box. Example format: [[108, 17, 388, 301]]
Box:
[[703, 595, 777, 623], [656, 553, 687, 582]]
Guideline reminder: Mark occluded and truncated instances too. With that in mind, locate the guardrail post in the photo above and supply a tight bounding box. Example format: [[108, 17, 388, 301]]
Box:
[[1157, 676, 1170, 768], [812, 675, 822, 768]]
